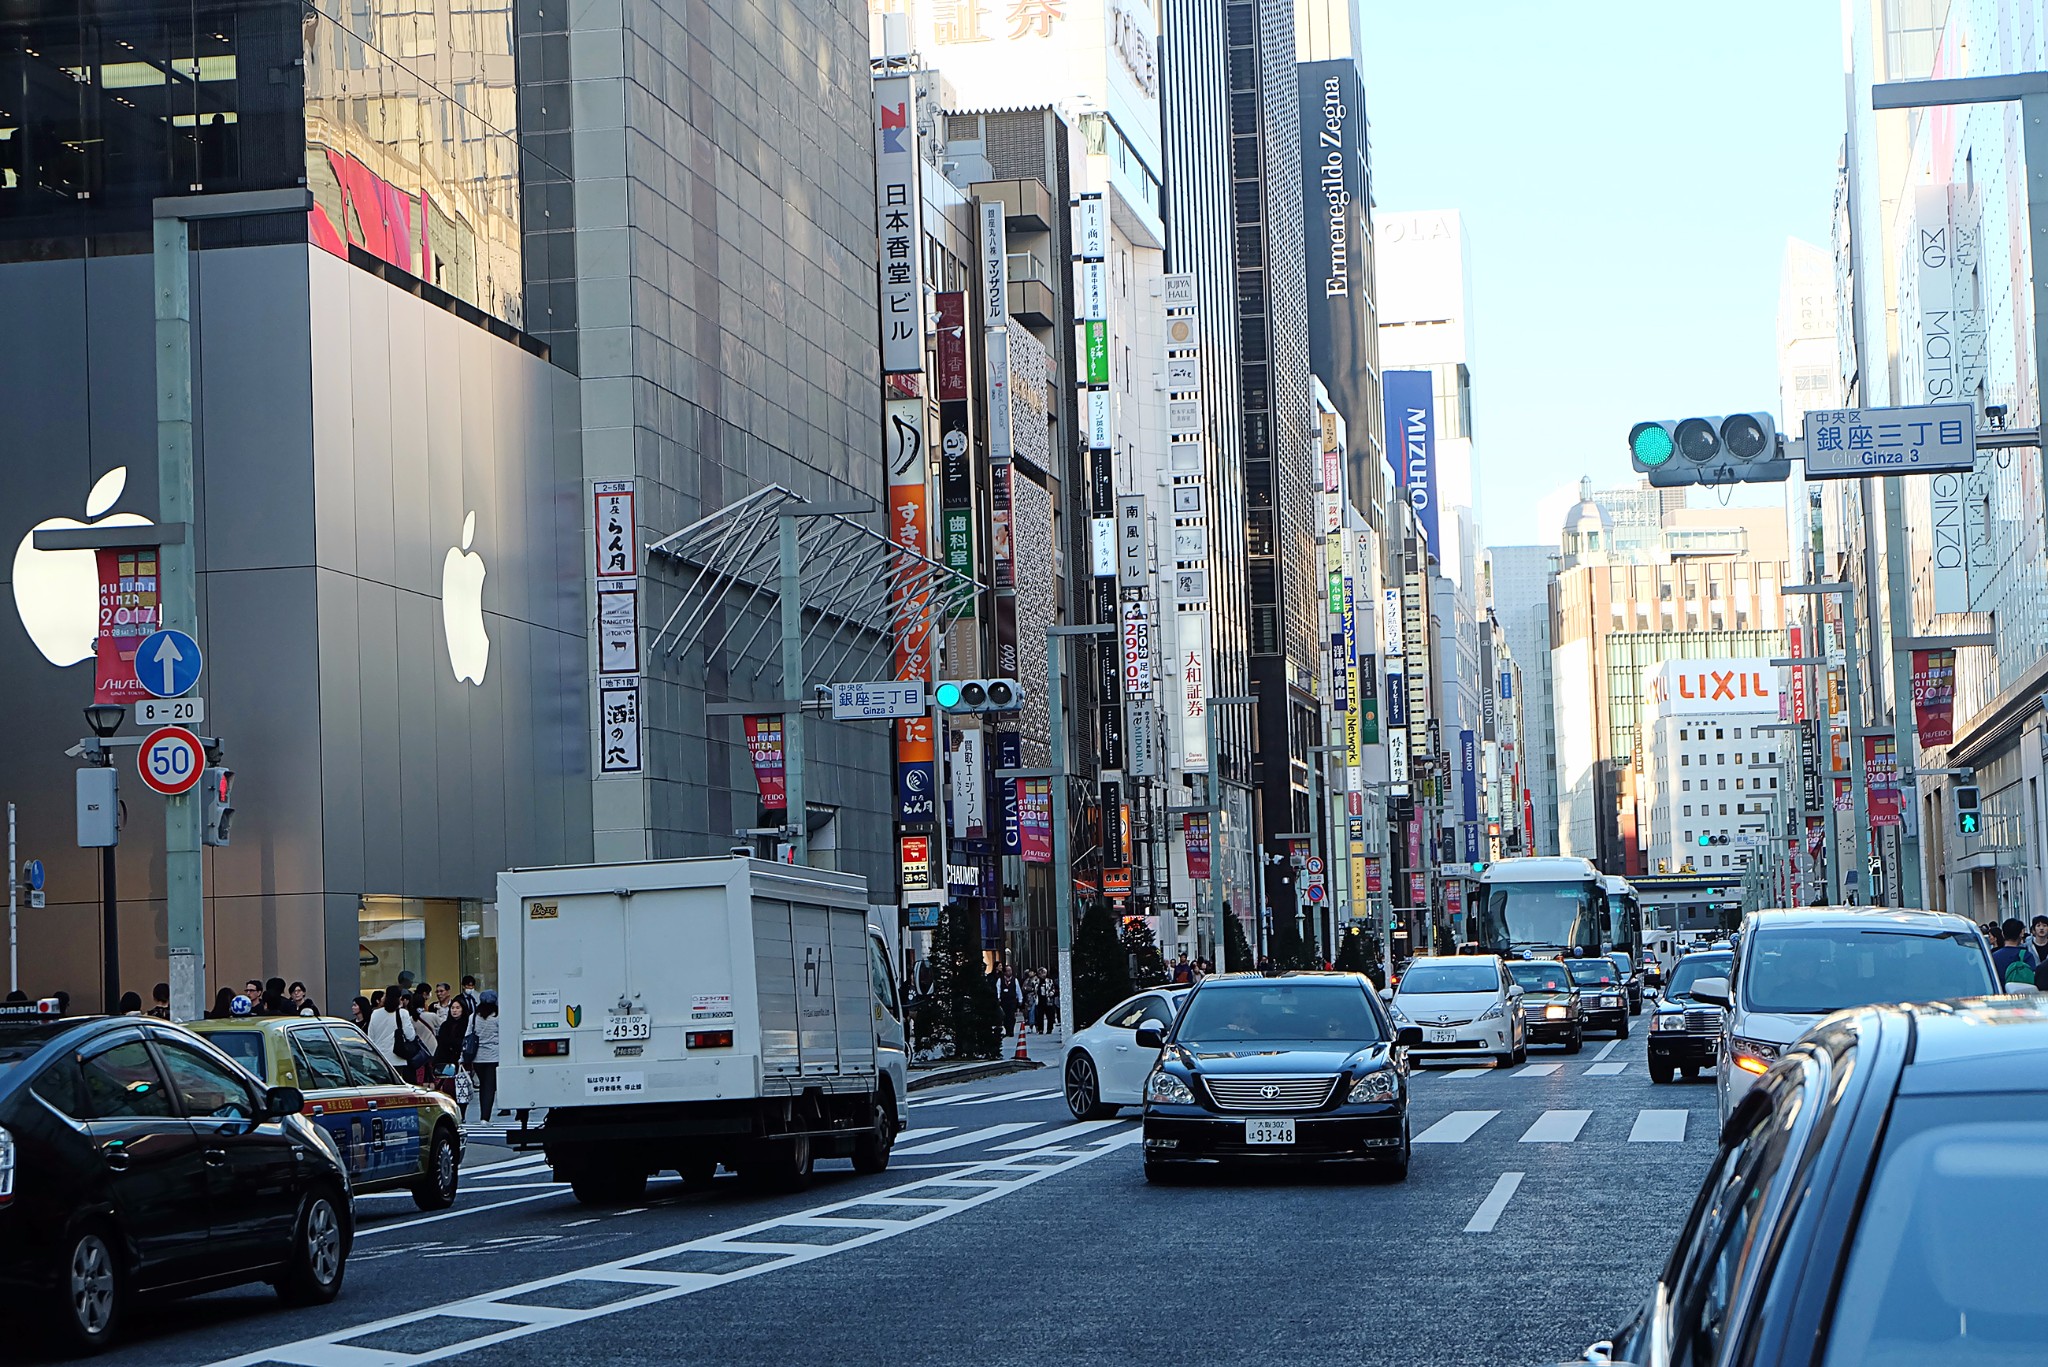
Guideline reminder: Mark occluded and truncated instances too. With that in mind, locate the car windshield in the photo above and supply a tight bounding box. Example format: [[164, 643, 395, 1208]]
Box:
[[1565, 960, 1617, 986], [1397, 963, 1501, 995], [1741, 927, 1997, 1015], [1507, 963, 1571, 993], [204, 1031, 266, 1078], [1474, 880, 1599, 955], [1667, 955, 1733, 998], [1174, 983, 1383, 1044], [1821, 1097, 2048, 1365]]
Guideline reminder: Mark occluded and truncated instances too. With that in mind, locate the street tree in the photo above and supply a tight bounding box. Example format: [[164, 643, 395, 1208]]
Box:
[[1073, 902, 1133, 1026], [917, 901, 1000, 1059], [1121, 913, 1169, 987]]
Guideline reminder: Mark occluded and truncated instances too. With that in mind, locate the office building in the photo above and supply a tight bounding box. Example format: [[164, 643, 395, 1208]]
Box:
[[1639, 659, 1784, 878]]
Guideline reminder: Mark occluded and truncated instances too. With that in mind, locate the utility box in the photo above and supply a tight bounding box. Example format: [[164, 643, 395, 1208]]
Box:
[[76, 768, 116, 848]]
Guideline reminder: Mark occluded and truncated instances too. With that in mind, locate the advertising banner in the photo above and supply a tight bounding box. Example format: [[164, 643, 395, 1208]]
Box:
[[873, 74, 924, 374], [94, 546, 159, 705], [998, 731, 1022, 854], [900, 835, 933, 892], [1383, 370, 1438, 549], [599, 679, 642, 773], [593, 481, 636, 577], [1184, 813, 1211, 880], [743, 714, 787, 810], [951, 728, 985, 838], [1408, 872, 1427, 907], [1178, 612, 1211, 772], [1018, 780, 1052, 863], [1911, 648, 1956, 747], [1364, 856, 1383, 894], [1786, 626, 1807, 723], [1800, 721, 1821, 812], [1864, 735, 1902, 827]]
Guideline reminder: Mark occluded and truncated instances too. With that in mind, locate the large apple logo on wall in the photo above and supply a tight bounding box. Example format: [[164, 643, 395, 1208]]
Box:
[[12, 468, 153, 667], [442, 510, 491, 685]]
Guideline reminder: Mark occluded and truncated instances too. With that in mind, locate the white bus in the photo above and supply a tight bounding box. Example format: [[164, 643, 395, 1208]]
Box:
[[1469, 857, 1610, 960]]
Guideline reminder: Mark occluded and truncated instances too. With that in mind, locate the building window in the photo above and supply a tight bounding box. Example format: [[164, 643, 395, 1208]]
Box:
[[1717, 754, 1726, 765], [1733, 728, 1743, 740], [1682, 779, 1691, 792], [1770, 777, 1777, 788], [1681, 755, 1689, 767], [1684, 830, 1693, 845], [1683, 804, 1691, 816], [1680, 728, 1689, 741], [1720, 803, 1728, 815], [1719, 780, 1727, 791], [1736, 778, 1745, 790]]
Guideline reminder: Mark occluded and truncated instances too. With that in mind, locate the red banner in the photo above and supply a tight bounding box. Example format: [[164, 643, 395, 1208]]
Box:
[[1863, 734, 1903, 827], [1364, 856, 1383, 894], [1408, 872, 1427, 907], [1019, 780, 1052, 863], [1787, 626, 1808, 723], [743, 714, 787, 811], [1183, 813, 1211, 880], [94, 547, 160, 706], [1911, 648, 1956, 747]]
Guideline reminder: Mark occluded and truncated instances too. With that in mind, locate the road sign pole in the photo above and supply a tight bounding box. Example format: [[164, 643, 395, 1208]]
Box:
[[778, 512, 806, 865], [7, 801, 14, 995]]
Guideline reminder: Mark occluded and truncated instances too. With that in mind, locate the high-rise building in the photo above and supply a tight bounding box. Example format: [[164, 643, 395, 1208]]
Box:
[[1486, 544, 1561, 854], [1639, 660, 1785, 878]]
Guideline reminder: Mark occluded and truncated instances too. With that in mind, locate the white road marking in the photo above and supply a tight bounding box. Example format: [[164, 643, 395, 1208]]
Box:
[[462, 1152, 547, 1176], [1413, 1110, 1498, 1144], [1443, 1068, 1492, 1079], [892, 1127, 953, 1145], [358, 1191, 562, 1235], [1519, 1110, 1593, 1143], [1465, 1172, 1525, 1233], [205, 1141, 1130, 1367], [991, 1119, 1123, 1150], [1584, 1062, 1628, 1076], [949, 1088, 1063, 1106], [912, 1090, 995, 1105], [893, 1123, 1037, 1155], [1514, 1063, 1562, 1078], [1629, 1109, 1689, 1143], [1593, 1039, 1621, 1062]]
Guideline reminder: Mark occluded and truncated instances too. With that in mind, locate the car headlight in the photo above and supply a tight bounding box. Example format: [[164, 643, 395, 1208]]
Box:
[[1388, 1001, 1412, 1025], [1601, 994, 1621, 1007], [1652, 1013, 1688, 1032], [1730, 1036, 1780, 1073], [1145, 1069, 1194, 1106], [1477, 1002, 1504, 1022], [1543, 1004, 1569, 1020], [1348, 1069, 1397, 1104]]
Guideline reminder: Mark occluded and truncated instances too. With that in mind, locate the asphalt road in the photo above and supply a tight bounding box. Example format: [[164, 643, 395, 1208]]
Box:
[[63, 1027, 1718, 1367]]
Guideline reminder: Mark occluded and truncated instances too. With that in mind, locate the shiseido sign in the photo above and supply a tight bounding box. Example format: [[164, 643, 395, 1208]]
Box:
[[1646, 658, 1778, 716]]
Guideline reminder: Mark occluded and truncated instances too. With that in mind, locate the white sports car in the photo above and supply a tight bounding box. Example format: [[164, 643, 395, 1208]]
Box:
[[1062, 986, 1192, 1119]]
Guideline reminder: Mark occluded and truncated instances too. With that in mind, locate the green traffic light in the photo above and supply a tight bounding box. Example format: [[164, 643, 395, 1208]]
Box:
[[1630, 422, 1675, 468], [1697, 834, 1710, 847], [1959, 813, 1979, 834], [934, 682, 962, 709]]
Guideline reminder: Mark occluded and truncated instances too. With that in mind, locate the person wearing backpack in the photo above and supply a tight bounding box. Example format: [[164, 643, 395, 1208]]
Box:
[[1991, 918, 2033, 990]]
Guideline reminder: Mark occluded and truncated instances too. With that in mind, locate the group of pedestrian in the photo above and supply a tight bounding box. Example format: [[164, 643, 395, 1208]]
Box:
[[991, 963, 1059, 1037], [1989, 915, 2048, 989], [198, 977, 320, 1020], [1170, 955, 1215, 984], [365, 977, 498, 1122]]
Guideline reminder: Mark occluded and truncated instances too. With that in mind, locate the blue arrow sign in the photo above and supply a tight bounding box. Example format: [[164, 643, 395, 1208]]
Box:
[[22, 860, 43, 892], [134, 629, 203, 699]]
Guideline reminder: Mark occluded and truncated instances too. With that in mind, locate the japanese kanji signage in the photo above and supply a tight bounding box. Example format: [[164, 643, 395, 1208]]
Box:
[[1801, 403, 1975, 478], [599, 679, 641, 773], [874, 74, 925, 375], [593, 482, 635, 577]]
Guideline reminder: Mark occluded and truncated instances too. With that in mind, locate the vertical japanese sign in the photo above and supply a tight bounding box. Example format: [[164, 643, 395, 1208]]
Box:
[[950, 728, 985, 838], [94, 547, 159, 705], [593, 482, 636, 577], [599, 679, 641, 773], [597, 584, 639, 674], [887, 398, 937, 822], [743, 715, 787, 811], [1184, 813, 1211, 880], [900, 835, 933, 892], [1785, 625, 1808, 723], [1117, 494, 1147, 588], [1178, 612, 1211, 772], [1911, 648, 1956, 747], [1121, 600, 1153, 694], [936, 291, 975, 616], [873, 73, 924, 374], [1018, 780, 1052, 863]]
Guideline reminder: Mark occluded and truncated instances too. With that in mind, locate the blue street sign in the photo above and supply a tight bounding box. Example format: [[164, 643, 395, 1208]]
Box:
[[134, 629, 203, 699], [22, 860, 43, 892]]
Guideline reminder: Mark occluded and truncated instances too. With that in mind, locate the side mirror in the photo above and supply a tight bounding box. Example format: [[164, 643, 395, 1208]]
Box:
[[1135, 1025, 1165, 1049], [265, 1085, 306, 1119], [1396, 1025, 1424, 1049], [1508, 985, 1524, 1000], [1378, 986, 1394, 1002], [1644, 988, 1660, 1002], [1690, 977, 1731, 1008]]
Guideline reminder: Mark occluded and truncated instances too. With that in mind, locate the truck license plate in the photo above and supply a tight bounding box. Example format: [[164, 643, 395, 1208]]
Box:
[[1245, 1118, 1296, 1145], [604, 1015, 651, 1042]]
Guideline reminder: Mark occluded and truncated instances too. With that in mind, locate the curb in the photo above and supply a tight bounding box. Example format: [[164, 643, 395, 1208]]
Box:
[[907, 1057, 1046, 1092]]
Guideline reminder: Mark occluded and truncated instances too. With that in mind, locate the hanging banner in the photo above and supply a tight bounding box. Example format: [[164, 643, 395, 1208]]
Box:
[[873, 73, 925, 374], [1178, 612, 1212, 772], [1911, 648, 1956, 747], [951, 728, 986, 838], [1364, 856, 1383, 895], [1018, 780, 1053, 863], [1408, 872, 1427, 907], [1864, 734, 1903, 827], [1786, 626, 1808, 724], [743, 714, 787, 811], [593, 481, 637, 577], [1121, 600, 1153, 694], [599, 678, 642, 773], [1184, 813, 1211, 880], [94, 546, 160, 706]]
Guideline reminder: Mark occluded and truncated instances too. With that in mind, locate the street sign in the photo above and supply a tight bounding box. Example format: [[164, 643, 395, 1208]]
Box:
[[135, 696, 204, 727], [134, 629, 202, 699], [832, 680, 925, 720], [1304, 856, 1324, 875], [1305, 883, 1326, 904], [137, 726, 204, 796], [22, 859, 43, 892], [1104, 867, 1132, 899], [1800, 404, 1975, 478]]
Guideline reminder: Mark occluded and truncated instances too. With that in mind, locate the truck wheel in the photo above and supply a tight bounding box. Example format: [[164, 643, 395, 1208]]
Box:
[[851, 1094, 897, 1175], [570, 1169, 647, 1205], [744, 1133, 814, 1193], [1649, 1057, 1675, 1084]]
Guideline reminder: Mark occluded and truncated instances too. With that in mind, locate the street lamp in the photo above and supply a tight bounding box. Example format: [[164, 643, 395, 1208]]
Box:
[[84, 704, 125, 742], [81, 704, 125, 1015]]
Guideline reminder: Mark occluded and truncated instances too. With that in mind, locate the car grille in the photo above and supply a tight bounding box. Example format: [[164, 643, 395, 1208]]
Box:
[[1418, 1015, 1473, 1028], [1202, 1076, 1339, 1112], [1684, 1008, 1723, 1034]]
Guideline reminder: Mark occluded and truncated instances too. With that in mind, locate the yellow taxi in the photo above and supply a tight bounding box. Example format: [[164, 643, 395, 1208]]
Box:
[[187, 1016, 463, 1211]]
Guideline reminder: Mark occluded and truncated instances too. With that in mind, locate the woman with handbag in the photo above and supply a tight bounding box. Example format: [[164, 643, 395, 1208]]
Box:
[[432, 995, 471, 1114], [470, 991, 501, 1121], [369, 986, 415, 1069]]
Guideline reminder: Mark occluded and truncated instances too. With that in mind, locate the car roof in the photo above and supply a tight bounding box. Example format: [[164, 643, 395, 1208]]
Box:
[[1405, 955, 1502, 967], [185, 1015, 355, 1036], [1745, 906, 1978, 934], [1197, 970, 1376, 985], [1861, 999, 2048, 1096], [1676, 949, 1732, 963]]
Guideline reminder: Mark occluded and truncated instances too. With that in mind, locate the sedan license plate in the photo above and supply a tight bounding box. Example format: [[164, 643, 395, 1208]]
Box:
[[1428, 1028, 1459, 1044], [603, 1015, 651, 1042], [1245, 1118, 1296, 1145]]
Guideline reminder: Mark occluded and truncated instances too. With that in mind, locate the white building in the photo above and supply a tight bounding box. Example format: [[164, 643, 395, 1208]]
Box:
[[1640, 658, 1784, 878]]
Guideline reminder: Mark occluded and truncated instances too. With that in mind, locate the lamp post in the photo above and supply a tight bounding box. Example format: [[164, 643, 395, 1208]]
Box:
[[1043, 623, 1115, 1046], [83, 704, 125, 1014]]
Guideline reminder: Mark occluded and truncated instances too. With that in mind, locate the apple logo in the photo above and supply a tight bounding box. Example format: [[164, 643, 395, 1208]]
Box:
[[441, 509, 491, 685], [12, 467, 152, 667]]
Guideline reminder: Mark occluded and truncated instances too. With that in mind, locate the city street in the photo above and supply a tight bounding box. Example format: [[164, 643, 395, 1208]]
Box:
[[62, 1034, 1716, 1367]]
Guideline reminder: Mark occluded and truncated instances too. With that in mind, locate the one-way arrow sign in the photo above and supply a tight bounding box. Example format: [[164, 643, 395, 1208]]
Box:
[[134, 629, 203, 699]]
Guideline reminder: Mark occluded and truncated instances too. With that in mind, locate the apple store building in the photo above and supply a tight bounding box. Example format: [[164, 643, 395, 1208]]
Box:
[[0, 0, 595, 1010]]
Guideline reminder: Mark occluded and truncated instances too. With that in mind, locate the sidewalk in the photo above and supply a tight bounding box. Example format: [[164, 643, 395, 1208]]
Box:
[[908, 1022, 1063, 1091]]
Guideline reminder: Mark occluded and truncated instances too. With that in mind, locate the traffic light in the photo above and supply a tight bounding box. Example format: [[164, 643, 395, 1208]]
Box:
[[1955, 784, 1980, 836], [933, 678, 1024, 713], [200, 767, 234, 846], [1628, 414, 1787, 488]]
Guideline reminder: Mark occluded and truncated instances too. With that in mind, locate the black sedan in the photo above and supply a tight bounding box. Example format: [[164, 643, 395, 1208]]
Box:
[[0, 1004, 352, 1352], [1571, 997, 2048, 1366], [1505, 960, 1584, 1052], [1138, 972, 1421, 1182], [1562, 957, 1630, 1038], [1647, 950, 1732, 1084]]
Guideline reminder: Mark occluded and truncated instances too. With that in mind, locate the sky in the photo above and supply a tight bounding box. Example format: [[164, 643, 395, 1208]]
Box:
[[1358, 0, 1847, 547]]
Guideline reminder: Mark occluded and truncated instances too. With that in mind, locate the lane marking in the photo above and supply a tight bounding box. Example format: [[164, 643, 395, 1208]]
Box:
[[358, 1191, 563, 1235], [1443, 1068, 1492, 1080], [911, 1090, 994, 1105], [1593, 1039, 1621, 1062], [1514, 1063, 1562, 1078], [1629, 1109, 1689, 1143], [205, 1142, 1130, 1367], [1519, 1110, 1593, 1143], [1413, 1110, 1498, 1144], [991, 1119, 1123, 1150], [893, 1127, 954, 1145], [1584, 1062, 1628, 1076], [1465, 1172, 1525, 1233], [893, 1123, 1038, 1155], [949, 1088, 1063, 1106]]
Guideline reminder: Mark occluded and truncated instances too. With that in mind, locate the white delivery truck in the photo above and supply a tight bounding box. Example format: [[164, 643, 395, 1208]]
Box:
[[497, 857, 909, 1203]]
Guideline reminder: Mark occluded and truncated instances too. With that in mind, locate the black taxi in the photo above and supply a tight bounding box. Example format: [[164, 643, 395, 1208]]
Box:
[[187, 1017, 462, 1211]]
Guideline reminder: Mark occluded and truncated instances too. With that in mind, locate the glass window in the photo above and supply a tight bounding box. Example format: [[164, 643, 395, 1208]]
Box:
[[868, 937, 901, 1022], [155, 1040, 258, 1122], [30, 1058, 91, 1120], [204, 1030, 268, 1079], [1177, 983, 1383, 1044], [1739, 927, 1996, 1014], [332, 1027, 402, 1088], [78, 1039, 178, 1119], [288, 1027, 353, 1091], [1106, 994, 1168, 1029]]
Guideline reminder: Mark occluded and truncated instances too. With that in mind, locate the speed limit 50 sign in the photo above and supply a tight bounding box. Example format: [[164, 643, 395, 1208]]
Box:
[[137, 726, 205, 796]]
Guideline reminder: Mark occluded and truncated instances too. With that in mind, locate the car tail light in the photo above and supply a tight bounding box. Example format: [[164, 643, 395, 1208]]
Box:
[[686, 1030, 733, 1049], [522, 1038, 570, 1058], [0, 1125, 14, 1207]]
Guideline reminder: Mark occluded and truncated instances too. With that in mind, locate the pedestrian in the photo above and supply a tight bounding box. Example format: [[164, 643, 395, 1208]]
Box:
[[205, 986, 236, 1020], [995, 964, 1023, 1037], [262, 977, 291, 1015], [368, 985, 415, 1070], [1021, 970, 1041, 1036], [370, 989, 385, 1011], [2027, 915, 2048, 973], [288, 981, 319, 1017], [148, 983, 171, 1020], [460, 975, 480, 1014], [118, 991, 143, 1016], [1037, 973, 1058, 1033], [407, 988, 440, 1084], [243, 979, 265, 1011], [1992, 918, 2032, 989], [471, 990, 501, 1120], [1172, 954, 1192, 984], [423, 983, 451, 1035], [432, 996, 470, 1113], [350, 995, 372, 1031]]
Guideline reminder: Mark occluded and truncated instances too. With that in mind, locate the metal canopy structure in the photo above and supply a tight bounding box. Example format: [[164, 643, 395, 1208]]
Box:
[[645, 484, 977, 693]]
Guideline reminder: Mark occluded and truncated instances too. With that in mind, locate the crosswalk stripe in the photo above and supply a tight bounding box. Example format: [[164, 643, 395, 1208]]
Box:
[[893, 1127, 953, 1145], [1584, 1062, 1628, 1076], [951, 1088, 1062, 1106], [894, 1123, 1038, 1155], [1593, 1039, 1621, 1062], [992, 1119, 1123, 1150], [1519, 1109, 1592, 1143], [1413, 1110, 1498, 1144], [1443, 1067, 1493, 1079], [1465, 1172, 1525, 1233], [914, 1091, 995, 1105], [1630, 1110, 1689, 1143], [1515, 1062, 1562, 1078]]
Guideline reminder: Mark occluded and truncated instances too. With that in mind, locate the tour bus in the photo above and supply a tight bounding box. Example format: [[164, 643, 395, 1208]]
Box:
[[1603, 874, 1641, 967], [1469, 857, 1611, 960]]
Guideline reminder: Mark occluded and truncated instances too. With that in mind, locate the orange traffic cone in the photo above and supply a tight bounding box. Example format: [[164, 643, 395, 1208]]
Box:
[[1014, 1024, 1029, 1061]]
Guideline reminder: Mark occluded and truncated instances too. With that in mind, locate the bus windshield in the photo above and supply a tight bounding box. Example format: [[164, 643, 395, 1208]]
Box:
[[1474, 880, 1600, 957]]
